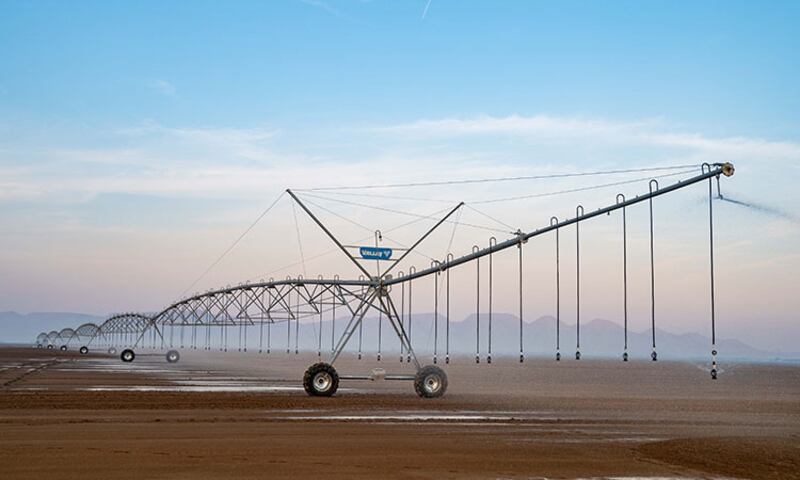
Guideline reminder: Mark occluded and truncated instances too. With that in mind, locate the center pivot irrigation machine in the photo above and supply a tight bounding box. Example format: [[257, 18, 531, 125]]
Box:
[[37, 163, 735, 398]]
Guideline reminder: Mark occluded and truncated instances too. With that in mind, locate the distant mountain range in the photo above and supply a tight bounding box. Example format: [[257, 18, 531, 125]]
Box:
[[328, 312, 784, 361], [2, 310, 796, 362]]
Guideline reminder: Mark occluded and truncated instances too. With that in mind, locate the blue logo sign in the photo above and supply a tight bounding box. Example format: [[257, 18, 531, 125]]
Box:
[[359, 246, 393, 260]]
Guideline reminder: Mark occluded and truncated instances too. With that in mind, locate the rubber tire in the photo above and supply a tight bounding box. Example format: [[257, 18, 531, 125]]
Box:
[[414, 365, 448, 398], [120, 349, 135, 363], [303, 362, 339, 397], [79, 346, 89, 355], [37, 344, 43, 349], [108, 347, 117, 355], [59, 345, 67, 351], [47, 344, 54, 349], [166, 350, 180, 363]]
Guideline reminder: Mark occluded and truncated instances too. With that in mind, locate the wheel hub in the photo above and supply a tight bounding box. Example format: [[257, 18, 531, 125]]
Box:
[[424, 375, 441, 394], [314, 372, 332, 392]]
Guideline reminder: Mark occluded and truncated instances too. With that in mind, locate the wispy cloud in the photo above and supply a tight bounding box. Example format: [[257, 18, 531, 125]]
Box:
[[119, 122, 279, 143], [117, 122, 282, 161], [146, 79, 176, 96], [5, 114, 800, 209], [374, 114, 647, 137], [422, 0, 433, 20], [373, 114, 800, 162]]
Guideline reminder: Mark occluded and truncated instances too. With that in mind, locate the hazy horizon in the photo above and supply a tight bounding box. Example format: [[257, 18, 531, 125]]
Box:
[[3, 309, 797, 357]]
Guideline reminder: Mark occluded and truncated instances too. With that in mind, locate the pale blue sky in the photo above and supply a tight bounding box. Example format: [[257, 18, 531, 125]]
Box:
[[1, 1, 798, 350], [1, 0, 798, 132]]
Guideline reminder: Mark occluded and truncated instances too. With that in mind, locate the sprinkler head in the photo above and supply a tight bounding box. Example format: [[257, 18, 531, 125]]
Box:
[[721, 162, 735, 177]]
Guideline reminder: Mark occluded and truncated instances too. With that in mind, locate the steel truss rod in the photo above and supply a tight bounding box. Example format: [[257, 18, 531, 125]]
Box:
[[379, 289, 421, 370], [382, 202, 464, 278], [330, 287, 380, 364], [287, 189, 373, 278]]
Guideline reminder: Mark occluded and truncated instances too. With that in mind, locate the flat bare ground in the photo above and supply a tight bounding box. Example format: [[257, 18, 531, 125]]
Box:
[[1, 346, 798, 479]]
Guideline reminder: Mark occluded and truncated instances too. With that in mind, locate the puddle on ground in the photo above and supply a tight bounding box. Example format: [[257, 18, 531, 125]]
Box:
[[84, 385, 306, 392]]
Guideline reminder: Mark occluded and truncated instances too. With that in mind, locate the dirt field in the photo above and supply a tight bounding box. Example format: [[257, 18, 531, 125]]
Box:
[[1, 346, 798, 479]]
